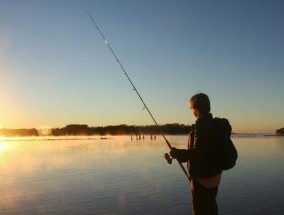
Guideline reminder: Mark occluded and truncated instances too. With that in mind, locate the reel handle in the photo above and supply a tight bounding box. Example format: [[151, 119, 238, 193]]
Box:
[[164, 153, 172, 164]]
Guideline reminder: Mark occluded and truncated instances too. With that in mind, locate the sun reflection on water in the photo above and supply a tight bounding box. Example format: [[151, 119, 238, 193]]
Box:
[[0, 137, 10, 154]]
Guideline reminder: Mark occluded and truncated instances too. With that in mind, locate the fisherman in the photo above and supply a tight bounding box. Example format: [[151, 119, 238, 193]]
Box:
[[88, 12, 221, 214], [169, 93, 222, 215]]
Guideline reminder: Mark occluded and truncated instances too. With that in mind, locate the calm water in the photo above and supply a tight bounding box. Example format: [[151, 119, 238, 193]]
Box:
[[0, 135, 284, 215]]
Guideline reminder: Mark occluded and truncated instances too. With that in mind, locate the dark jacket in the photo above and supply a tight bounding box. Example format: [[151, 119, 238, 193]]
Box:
[[178, 114, 222, 178]]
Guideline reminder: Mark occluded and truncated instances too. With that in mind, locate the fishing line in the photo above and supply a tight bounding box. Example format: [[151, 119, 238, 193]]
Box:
[[86, 11, 190, 182]]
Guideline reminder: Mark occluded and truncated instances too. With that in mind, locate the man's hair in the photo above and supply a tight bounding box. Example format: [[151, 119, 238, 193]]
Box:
[[190, 93, 211, 114]]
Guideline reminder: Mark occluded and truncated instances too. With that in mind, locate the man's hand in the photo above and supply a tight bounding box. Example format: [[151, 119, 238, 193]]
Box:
[[170, 147, 180, 159], [169, 147, 188, 162]]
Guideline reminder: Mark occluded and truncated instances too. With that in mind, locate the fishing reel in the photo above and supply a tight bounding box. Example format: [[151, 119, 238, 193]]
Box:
[[164, 153, 172, 164]]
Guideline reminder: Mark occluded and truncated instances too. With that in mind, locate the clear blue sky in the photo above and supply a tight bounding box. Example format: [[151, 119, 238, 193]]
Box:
[[0, 0, 283, 133]]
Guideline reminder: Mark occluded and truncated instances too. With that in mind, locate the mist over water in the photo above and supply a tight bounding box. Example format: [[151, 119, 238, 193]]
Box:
[[0, 135, 284, 215]]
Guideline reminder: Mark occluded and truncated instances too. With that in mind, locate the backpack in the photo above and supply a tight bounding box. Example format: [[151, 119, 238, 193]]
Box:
[[209, 117, 238, 170]]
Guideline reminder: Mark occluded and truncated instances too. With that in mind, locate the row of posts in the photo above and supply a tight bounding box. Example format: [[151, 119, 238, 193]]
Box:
[[131, 134, 156, 141]]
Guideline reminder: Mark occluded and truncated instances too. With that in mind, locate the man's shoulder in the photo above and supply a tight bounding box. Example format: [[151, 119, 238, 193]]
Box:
[[195, 114, 214, 128]]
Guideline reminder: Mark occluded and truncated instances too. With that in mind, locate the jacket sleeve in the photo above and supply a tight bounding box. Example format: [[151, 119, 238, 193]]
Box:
[[173, 120, 213, 163]]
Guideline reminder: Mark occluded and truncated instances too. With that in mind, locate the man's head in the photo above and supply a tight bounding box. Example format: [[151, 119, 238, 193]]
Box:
[[189, 93, 211, 117]]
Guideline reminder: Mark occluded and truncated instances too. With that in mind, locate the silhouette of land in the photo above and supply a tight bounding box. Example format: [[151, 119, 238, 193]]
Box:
[[276, 128, 284, 135], [0, 124, 191, 137], [1, 124, 282, 137]]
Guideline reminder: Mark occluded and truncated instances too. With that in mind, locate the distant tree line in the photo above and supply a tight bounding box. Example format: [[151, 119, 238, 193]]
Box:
[[0, 128, 39, 137], [0, 124, 191, 137], [51, 124, 191, 136], [276, 128, 284, 135]]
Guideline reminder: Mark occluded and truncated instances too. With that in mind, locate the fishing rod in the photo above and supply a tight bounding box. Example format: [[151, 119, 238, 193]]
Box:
[[86, 11, 190, 182]]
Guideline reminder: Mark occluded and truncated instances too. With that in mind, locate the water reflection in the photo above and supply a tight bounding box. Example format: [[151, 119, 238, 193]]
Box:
[[0, 138, 12, 155], [0, 136, 284, 214]]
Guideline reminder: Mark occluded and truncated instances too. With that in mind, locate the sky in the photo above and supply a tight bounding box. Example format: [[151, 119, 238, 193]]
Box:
[[0, 0, 283, 133]]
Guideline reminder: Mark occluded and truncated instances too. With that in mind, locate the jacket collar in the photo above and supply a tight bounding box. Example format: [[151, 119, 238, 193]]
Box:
[[196, 113, 213, 123]]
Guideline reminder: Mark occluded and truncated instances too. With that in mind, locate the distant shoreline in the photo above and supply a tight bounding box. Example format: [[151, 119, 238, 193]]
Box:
[[1, 124, 281, 137], [0, 123, 191, 137]]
